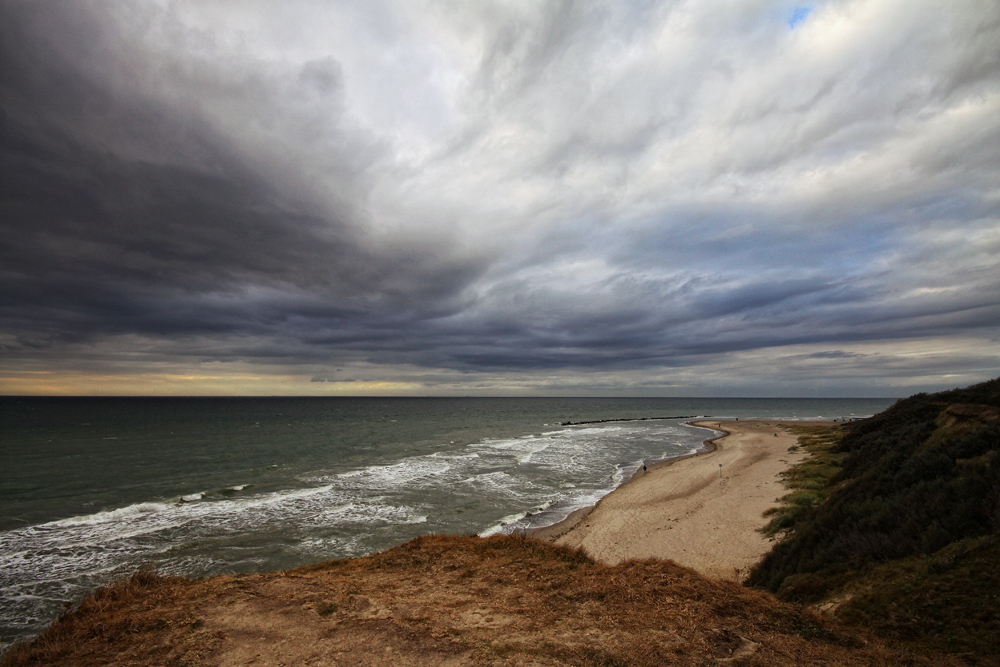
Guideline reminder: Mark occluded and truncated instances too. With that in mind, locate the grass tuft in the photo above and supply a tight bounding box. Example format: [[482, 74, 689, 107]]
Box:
[[759, 423, 847, 538]]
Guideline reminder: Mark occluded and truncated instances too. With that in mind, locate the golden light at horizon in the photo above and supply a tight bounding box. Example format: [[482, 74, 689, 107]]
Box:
[[0, 371, 423, 396]]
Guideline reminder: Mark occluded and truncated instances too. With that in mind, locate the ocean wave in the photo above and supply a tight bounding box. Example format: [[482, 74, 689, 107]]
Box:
[[429, 451, 480, 460], [516, 441, 552, 464], [478, 510, 529, 537], [329, 456, 454, 487], [45, 502, 172, 528]]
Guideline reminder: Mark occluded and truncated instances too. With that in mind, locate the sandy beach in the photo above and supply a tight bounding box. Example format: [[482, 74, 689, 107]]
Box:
[[535, 420, 816, 581], [12, 411, 988, 665]]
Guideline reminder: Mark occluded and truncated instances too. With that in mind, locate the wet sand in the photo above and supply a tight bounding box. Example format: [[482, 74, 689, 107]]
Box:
[[535, 420, 818, 581]]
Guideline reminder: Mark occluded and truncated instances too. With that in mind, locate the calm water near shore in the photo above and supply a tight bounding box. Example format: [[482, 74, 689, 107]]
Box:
[[1, 396, 893, 650]]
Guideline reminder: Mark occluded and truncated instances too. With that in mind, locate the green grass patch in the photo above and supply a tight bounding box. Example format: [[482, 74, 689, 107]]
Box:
[[760, 423, 847, 537]]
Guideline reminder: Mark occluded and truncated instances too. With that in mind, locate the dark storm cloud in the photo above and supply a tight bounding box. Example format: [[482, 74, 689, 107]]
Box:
[[0, 1, 482, 343], [1, 0, 999, 394]]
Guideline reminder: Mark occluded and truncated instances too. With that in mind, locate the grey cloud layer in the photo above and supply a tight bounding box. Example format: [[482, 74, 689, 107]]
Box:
[[1, 0, 998, 390]]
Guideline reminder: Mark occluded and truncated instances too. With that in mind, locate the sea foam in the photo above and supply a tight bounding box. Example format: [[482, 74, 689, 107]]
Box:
[[47, 502, 172, 528]]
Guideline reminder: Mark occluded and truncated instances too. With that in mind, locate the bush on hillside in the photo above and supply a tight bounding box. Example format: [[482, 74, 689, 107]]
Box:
[[748, 378, 1000, 600]]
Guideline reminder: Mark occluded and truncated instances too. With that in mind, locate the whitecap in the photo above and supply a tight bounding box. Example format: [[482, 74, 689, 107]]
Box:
[[46, 502, 171, 528], [478, 509, 531, 537], [517, 441, 552, 464]]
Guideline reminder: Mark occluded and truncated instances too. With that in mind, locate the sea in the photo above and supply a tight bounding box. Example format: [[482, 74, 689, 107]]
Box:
[[0, 395, 895, 651]]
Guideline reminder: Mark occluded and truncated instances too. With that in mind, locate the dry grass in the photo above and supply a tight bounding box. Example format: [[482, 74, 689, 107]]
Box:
[[1, 567, 205, 666], [2, 534, 972, 666]]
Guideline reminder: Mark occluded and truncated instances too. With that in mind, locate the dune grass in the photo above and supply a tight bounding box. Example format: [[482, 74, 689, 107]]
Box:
[[760, 423, 848, 537]]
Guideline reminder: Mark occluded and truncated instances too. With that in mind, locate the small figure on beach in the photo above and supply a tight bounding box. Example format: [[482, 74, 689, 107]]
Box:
[[643, 464, 647, 473]]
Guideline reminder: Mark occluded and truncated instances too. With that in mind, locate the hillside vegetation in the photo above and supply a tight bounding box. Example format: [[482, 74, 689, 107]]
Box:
[[748, 377, 1000, 657]]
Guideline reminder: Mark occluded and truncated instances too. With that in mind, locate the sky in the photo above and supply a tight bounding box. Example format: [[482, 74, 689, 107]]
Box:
[[1, 0, 998, 397]]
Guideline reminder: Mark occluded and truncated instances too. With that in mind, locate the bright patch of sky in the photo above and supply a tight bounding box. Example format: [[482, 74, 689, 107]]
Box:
[[788, 5, 814, 29]]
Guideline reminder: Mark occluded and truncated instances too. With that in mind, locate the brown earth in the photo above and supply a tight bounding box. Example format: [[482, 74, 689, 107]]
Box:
[[2, 534, 966, 667]]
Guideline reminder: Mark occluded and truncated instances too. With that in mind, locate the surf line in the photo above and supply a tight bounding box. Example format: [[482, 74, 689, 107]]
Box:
[[559, 415, 706, 426]]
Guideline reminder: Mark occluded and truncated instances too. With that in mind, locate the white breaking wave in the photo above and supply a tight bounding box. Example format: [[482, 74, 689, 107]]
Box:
[[516, 440, 552, 464], [47, 502, 172, 528]]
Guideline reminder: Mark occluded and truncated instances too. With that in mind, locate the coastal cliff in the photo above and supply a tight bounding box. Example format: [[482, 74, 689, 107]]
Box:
[[5, 378, 999, 665], [0, 535, 963, 666]]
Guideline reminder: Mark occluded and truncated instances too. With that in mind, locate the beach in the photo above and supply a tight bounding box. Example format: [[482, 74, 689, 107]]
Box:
[[8, 418, 958, 667], [535, 420, 815, 581], [3, 398, 890, 649]]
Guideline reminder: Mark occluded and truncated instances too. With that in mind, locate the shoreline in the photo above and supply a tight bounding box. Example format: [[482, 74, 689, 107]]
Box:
[[527, 420, 727, 542], [533, 420, 820, 580]]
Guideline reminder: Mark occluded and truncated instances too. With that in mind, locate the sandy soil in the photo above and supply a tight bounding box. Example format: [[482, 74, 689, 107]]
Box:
[[542, 420, 816, 581]]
